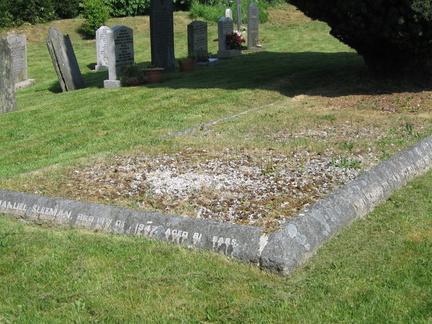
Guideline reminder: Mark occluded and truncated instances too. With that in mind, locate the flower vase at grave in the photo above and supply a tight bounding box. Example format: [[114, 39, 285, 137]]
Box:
[[144, 68, 164, 84], [178, 58, 195, 72]]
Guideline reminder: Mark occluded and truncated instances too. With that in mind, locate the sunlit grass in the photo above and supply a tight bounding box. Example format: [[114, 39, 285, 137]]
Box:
[[1, 168, 431, 322]]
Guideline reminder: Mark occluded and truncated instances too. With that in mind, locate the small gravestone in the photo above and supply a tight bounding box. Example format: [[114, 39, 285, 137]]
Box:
[[247, 3, 260, 49], [46, 27, 85, 92], [225, 8, 233, 19], [5, 34, 35, 89], [188, 21, 208, 60], [95, 26, 110, 71], [217, 17, 241, 59], [150, 0, 175, 71], [0, 38, 16, 114], [104, 25, 134, 89]]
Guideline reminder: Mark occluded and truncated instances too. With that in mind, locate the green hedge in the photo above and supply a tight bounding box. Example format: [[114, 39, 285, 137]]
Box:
[[0, 0, 283, 29], [0, 0, 56, 28]]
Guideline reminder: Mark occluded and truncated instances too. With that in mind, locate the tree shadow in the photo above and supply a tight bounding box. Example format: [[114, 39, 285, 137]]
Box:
[[50, 51, 432, 95]]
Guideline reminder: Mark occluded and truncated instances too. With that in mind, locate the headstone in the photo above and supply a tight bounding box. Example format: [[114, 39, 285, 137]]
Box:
[[95, 26, 110, 71], [235, 0, 242, 31], [218, 17, 233, 52], [150, 0, 175, 71], [225, 8, 233, 19], [247, 3, 259, 49], [46, 27, 85, 92], [187, 21, 208, 60], [217, 17, 241, 59], [104, 25, 134, 89], [0, 38, 16, 114], [5, 34, 35, 89]]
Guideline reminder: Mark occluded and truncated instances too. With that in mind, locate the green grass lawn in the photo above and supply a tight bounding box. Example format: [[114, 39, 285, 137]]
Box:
[[1, 169, 431, 323], [0, 3, 431, 322]]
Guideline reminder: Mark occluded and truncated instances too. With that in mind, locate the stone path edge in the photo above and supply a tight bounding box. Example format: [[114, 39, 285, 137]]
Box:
[[1, 135, 432, 276]]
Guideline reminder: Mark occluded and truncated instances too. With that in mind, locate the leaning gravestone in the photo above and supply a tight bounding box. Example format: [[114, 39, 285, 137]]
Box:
[[95, 26, 110, 71], [247, 3, 259, 49], [5, 34, 35, 89], [217, 17, 241, 59], [0, 38, 16, 114], [188, 21, 208, 60], [150, 0, 175, 71], [46, 27, 85, 92], [104, 25, 134, 89]]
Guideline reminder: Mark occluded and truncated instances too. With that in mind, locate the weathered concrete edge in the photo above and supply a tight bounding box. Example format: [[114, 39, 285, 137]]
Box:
[[1, 136, 432, 275], [0, 189, 266, 265], [260, 135, 432, 275]]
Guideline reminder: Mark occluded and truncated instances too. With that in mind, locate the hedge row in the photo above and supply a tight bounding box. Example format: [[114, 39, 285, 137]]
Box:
[[0, 0, 283, 28]]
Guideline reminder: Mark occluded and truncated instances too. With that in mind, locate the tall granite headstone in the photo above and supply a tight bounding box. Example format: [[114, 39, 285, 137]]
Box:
[[187, 21, 208, 60], [5, 34, 35, 89], [104, 25, 134, 89], [46, 27, 85, 92], [95, 26, 110, 71], [150, 0, 175, 71], [0, 38, 16, 114], [247, 3, 259, 49], [235, 0, 242, 31]]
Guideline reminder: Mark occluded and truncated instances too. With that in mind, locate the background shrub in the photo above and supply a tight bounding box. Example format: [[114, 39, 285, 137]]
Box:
[[103, 0, 150, 17], [54, 0, 82, 19], [0, 0, 56, 28], [79, 0, 110, 39]]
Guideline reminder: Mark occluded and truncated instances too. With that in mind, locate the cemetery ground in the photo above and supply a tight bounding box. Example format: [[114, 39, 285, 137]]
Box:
[[0, 3, 431, 322]]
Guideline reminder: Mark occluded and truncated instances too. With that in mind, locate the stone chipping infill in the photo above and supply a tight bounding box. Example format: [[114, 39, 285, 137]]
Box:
[[63, 148, 380, 229]]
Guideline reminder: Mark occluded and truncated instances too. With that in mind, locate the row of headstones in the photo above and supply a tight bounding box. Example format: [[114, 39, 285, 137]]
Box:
[[0, 34, 35, 114], [97, 2, 260, 87], [1, 0, 261, 112], [225, 2, 260, 49]]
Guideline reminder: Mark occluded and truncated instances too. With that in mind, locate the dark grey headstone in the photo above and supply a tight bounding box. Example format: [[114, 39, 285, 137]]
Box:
[[150, 0, 175, 71], [0, 38, 16, 114], [46, 27, 85, 92], [187, 21, 208, 60], [247, 3, 259, 49], [95, 26, 110, 71]]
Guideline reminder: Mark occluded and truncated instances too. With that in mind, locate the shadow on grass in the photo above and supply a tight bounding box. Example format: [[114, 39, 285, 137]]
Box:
[[51, 51, 432, 96]]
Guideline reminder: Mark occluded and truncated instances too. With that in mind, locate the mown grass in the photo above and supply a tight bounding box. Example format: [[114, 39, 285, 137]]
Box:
[[1, 169, 431, 322], [1, 3, 432, 322]]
